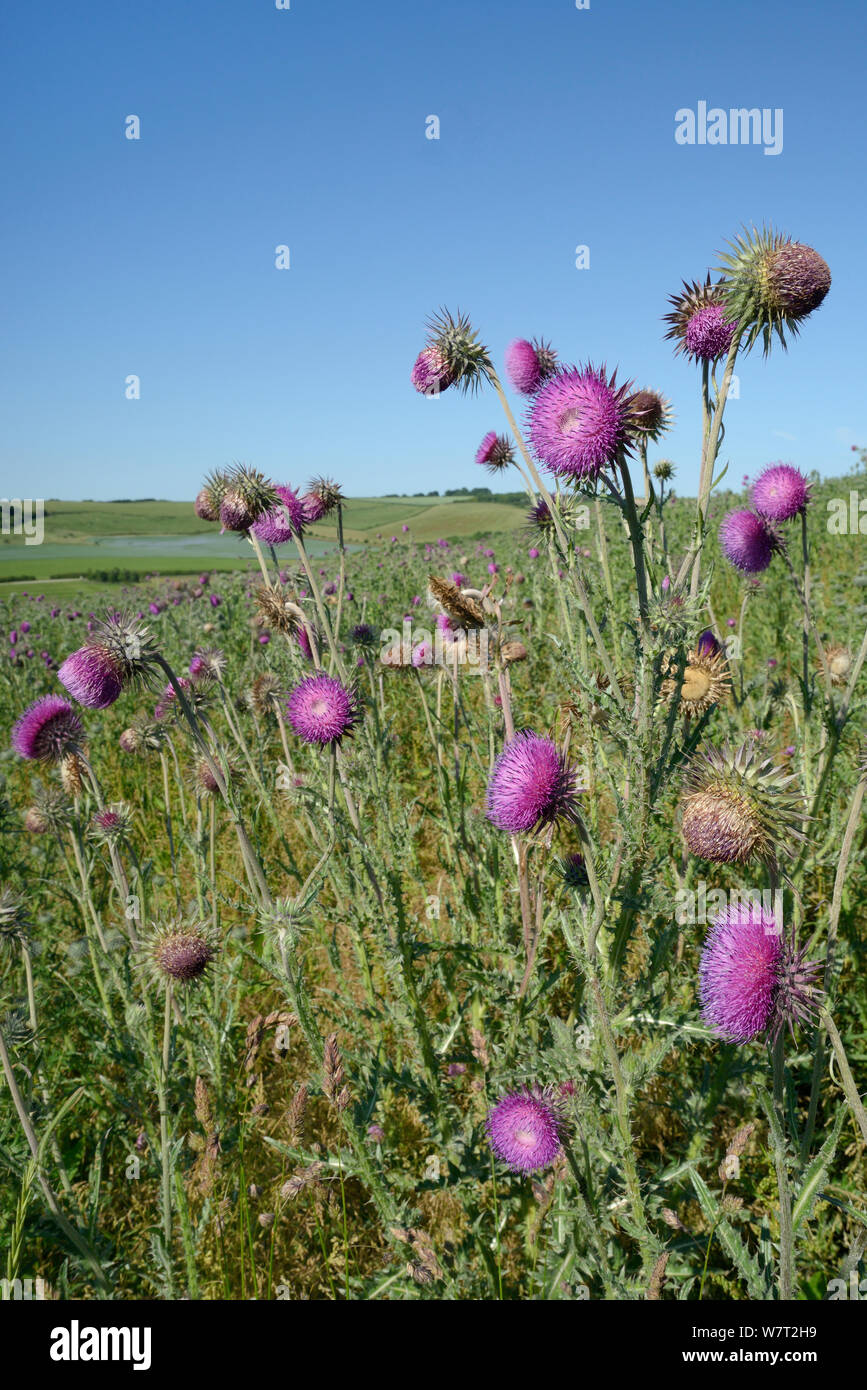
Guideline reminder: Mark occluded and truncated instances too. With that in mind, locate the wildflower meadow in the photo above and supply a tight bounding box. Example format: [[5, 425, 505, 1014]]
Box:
[[2, 223, 866, 1317]]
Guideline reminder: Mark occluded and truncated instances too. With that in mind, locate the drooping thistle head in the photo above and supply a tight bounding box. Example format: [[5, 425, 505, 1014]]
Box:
[[58, 612, 160, 709], [699, 904, 822, 1043], [504, 337, 558, 396], [189, 647, 228, 685], [486, 1086, 564, 1173], [118, 717, 164, 755], [475, 431, 516, 473], [717, 225, 831, 353], [246, 671, 282, 717], [486, 730, 582, 835], [303, 477, 345, 520], [680, 740, 806, 867], [194, 470, 229, 522], [11, 695, 84, 762], [527, 364, 634, 481], [751, 463, 811, 522], [626, 388, 674, 443], [664, 275, 739, 362], [140, 918, 220, 988], [286, 673, 360, 746], [250, 485, 307, 545], [218, 465, 279, 533], [412, 308, 495, 397], [719, 509, 779, 574]]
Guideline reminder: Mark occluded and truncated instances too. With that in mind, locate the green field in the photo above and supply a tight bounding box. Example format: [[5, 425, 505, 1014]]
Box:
[[0, 495, 526, 586]]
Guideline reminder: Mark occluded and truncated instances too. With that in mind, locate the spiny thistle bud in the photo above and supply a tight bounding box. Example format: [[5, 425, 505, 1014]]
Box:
[[140, 918, 219, 987], [680, 740, 807, 867], [25, 786, 71, 834], [0, 1009, 36, 1049], [218, 465, 279, 532], [717, 225, 831, 353], [415, 308, 495, 396], [189, 648, 227, 684], [499, 640, 528, 666], [626, 388, 674, 442], [90, 802, 133, 844], [475, 431, 516, 472], [653, 458, 675, 482], [194, 471, 229, 522], [194, 755, 236, 797]]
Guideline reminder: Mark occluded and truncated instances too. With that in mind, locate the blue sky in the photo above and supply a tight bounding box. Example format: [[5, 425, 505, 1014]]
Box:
[[1, 0, 865, 501]]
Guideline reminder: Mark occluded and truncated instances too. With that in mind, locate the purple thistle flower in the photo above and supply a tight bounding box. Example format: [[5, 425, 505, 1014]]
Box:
[[505, 338, 557, 395], [486, 730, 581, 834], [412, 639, 433, 668], [684, 304, 738, 362], [699, 904, 821, 1043], [486, 1087, 563, 1172], [286, 674, 359, 746], [11, 695, 84, 762], [58, 645, 125, 709], [719, 510, 777, 574], [251, 485, 307, 545], [696, 629, 722, 658], [411, 346, 455, 396], [475, 430, 515, 472], [527, 364, 632, 481], [751, 463, 811, 522]]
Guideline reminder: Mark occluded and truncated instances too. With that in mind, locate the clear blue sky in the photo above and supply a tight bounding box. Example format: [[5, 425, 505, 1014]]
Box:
[[1, 0, 864, 501]]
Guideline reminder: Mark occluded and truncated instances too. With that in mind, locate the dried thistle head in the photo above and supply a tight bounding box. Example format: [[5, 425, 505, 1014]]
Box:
[[428, 575, 485, 629], [247, 671, 282, 716], [60, 753, 86, 797], [821, 644, 853, 688], [253, 584, 304, 635], [661, 646, 731, 717], [680, 740, 807, 867]]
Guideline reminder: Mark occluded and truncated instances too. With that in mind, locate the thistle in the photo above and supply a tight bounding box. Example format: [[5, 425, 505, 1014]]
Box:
[[11, 695, 84, 762], [303, 477, 345, 520], [475, 431, 516, 472], [821, 644, 853, 689], [140, 918, 220, 987], [486, 1086, 564, 1173], [253, 584, 304, 636], [626, 388, 674, 442], [428, 574, 486, 629], [717, 225, 831, 353], [661, 645, 730, 717], [680, 740, 806, 867], [527, 363, 634, 481], [719, 509, 780, 574], [0, 887, 29, 951], [415, 308, 495, 396], [504, 337, 558, 395], [218, 465, 279, 532], [699, 905, 822, 1043], [664, 275, 739, 362], [250, 485, 307, 545], [58, 612, 160, 709], [653, 458, 675, 482], [194, 470, 229, 522], [286, 674, 360, 746], [486, 731, 582, 835], [751, 463, 811, 522], [90, 802, 134, 845]]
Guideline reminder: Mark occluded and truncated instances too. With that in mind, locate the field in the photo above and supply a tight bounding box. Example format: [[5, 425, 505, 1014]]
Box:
[[0, 495, 527, 590], [2, 434, 866, 1302]]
